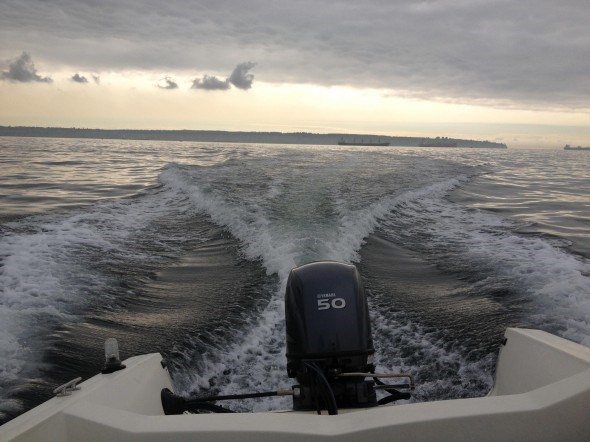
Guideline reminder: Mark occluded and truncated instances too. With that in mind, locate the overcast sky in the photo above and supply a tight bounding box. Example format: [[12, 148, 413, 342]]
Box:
[[1, 0, 589, 147]]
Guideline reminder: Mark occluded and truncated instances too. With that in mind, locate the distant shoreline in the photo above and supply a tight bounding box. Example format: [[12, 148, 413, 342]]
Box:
[[0, 126, 508, 149]]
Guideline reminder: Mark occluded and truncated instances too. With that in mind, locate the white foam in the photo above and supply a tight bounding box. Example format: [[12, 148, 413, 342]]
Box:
[[380, 181, 590, 346], [161, 163, 474, 407], [5, 150, 586, 417], [327, 178, 465, 263], [369, 308, 495, 402], [160, 164, 298, 281], [167, 159, 589, 407], [0, 182, 196, 415]]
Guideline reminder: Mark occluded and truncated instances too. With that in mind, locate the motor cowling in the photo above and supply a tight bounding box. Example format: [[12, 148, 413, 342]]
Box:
[[285, 261, 376, 411]]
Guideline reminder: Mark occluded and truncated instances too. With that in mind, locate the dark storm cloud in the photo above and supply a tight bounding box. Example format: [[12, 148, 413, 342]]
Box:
[[71, 73, 88, 83], [228, 62, 256, 90], [1, 0, 589, 108], [157, 76, 178, 89], [0, 52, 52, 83], [191, 75, 231, 91]]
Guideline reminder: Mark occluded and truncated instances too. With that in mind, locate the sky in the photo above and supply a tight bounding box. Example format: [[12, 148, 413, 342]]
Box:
[[0, 0, 589, 148]]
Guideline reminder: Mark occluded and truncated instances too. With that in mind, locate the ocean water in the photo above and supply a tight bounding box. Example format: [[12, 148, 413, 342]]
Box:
[[1, 137, 589, 422]]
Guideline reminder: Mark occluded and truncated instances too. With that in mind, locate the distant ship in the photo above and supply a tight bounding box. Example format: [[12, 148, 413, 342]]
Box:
[[418, 138, 457, 148], [564, 144, 590, 151], [338, 137, 390, 147]]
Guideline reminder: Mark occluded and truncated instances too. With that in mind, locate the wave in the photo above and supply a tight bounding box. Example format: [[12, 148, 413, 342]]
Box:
[[4, 155, 588, 418], [380, 180, 590, 347], [0, 184, 197, 417], [159, 161, 590, 408], [157, 163, 478, 408]]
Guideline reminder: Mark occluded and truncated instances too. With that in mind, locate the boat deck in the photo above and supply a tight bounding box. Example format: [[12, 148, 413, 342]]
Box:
[[2, 328, 590, 441]]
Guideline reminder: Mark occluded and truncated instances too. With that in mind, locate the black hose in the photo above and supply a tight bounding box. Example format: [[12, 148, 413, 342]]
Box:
[[304, 362, 338, 415]]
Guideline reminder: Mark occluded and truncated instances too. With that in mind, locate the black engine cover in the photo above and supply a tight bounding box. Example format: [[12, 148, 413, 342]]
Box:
[[285, 261, 374, 380]]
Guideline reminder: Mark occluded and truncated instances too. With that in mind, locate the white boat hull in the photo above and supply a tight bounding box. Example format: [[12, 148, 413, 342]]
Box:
[[2, 328, 590, 441]]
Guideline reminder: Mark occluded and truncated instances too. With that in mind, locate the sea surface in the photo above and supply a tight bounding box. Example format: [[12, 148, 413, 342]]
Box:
[[1, 137, 589, 423]]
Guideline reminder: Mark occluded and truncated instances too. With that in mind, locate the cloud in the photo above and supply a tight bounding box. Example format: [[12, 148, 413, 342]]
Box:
[[191, 74, 230, 91], [0, 1, 589, 108], [71, 73, 88, 83], [157, 76, 178, 90], [1, 52, 52, 83], [228, 62, 256, 90], [191, 63, 256, 92]]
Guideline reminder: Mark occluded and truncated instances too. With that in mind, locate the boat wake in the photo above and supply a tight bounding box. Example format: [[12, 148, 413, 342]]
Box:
[[2, 150, 589, 421]]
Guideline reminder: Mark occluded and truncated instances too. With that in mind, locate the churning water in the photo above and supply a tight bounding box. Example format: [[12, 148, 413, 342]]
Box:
[[1, 137, 589, 422]]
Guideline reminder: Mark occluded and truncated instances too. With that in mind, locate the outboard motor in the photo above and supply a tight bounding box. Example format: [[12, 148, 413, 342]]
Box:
[[161, 261, 413, 415], [285, 261, 377, 412]]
